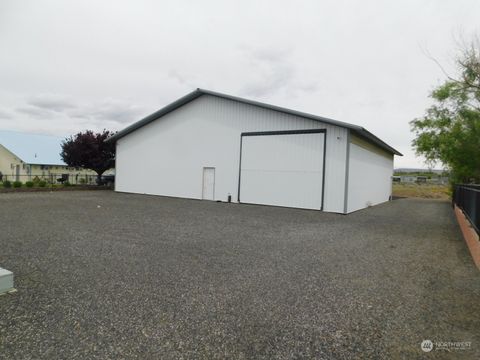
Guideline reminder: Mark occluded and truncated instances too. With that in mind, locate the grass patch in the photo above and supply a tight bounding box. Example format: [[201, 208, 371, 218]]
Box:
[[392, 183, 451, 200]]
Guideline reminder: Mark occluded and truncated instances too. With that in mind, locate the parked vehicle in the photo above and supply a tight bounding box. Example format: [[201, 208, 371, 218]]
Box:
[[96, 175, 115, 186]]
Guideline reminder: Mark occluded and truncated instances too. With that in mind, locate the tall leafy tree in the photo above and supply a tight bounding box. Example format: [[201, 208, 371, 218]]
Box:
[[61, 130, 116, 180], [410, 40, 480, 183]]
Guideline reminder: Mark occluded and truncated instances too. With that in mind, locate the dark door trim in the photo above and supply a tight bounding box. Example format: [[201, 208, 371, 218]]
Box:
[[237, 129, 327, 210]]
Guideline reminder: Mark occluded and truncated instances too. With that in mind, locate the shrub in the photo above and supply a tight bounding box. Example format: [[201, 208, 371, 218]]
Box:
[[3, 180, 11, 188], [13, 181, 22, 188], [38, 180, 47, 187], [25, 181, 34, 188], [64, 181, 71, 187]]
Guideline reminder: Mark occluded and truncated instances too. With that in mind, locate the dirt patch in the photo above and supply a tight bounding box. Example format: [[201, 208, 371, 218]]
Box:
[[392, 183, 450, 200]]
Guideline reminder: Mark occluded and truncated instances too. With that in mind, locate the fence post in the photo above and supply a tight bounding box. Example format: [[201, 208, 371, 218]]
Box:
[[452, 186, 456, 208]]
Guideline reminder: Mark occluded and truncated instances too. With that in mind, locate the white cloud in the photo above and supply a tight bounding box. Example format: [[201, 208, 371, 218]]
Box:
[[28, 93, 77, 112], [3, 94, 148, 136], [0, 107, 13, 119], [0, 0, 479, 168], [67, 98, 145, 124]]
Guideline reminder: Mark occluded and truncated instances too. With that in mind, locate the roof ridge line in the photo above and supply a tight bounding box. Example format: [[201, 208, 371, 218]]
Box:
[[106, 88, 402, 156]]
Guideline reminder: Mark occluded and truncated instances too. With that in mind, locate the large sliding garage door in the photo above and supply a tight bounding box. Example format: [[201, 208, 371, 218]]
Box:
[[239, 130, 325, 210]]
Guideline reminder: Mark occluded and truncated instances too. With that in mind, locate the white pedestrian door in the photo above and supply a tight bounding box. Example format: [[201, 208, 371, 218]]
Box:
[[202, 167, 215, 200]]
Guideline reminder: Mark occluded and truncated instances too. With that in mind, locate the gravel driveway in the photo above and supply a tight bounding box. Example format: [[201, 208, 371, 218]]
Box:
[[0, 191, 479, 359]]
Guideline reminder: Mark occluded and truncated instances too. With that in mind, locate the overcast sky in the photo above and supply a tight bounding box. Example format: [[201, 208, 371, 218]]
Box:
[[1, 0, 479, 168]]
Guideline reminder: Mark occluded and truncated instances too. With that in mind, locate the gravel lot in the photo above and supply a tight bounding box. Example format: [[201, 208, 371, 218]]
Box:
[[0, 191, 479, 359]]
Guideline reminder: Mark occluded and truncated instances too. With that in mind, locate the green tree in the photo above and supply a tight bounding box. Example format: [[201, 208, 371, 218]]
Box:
[[410, 40, 480, 183]]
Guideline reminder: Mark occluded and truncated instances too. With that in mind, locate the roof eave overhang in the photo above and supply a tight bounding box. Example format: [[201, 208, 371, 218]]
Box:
[[106, 88, 403, 156], [351, 129, 403, 156]]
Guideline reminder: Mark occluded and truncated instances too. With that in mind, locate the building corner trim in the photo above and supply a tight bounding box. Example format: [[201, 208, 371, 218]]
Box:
[[343, 129, 351, 214]]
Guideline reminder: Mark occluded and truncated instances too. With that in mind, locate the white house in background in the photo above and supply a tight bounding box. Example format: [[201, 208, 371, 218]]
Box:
[[0, 131, 102, 184], [107, 89, 402, 213]]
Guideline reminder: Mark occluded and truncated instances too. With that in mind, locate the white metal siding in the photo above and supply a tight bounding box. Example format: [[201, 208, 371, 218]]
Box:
[[346, 141, 393, 213], [116, 95, 348, 212], [240, 132, 325, 210]]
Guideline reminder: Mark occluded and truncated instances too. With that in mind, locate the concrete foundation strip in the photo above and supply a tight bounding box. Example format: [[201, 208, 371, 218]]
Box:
[[0, 267, 15, 295], [454, 205, 480, 270]]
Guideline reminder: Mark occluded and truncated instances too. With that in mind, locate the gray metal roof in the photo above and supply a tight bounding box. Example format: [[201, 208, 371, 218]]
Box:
[[107, 88, 402, 156]]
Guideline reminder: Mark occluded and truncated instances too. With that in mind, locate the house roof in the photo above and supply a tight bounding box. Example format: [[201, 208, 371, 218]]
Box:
[[107, 88, 402, 156], [0, 130, 67, 165]]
